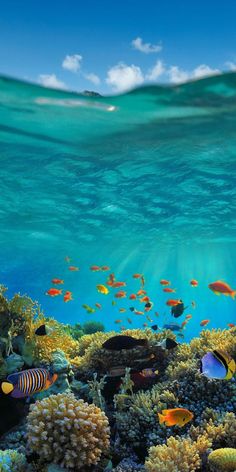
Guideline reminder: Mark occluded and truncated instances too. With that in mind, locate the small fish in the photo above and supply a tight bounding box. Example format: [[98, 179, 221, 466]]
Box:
[[102, 335, 147, 351], [146, 315, 153, 322], [65, 256, 71, 263], [113, 282, 126, 288], [129, 306, 135, 311], [101, 266, 110, 271], [1, 368, 58, 398], [129, 294, 137, 300], [133, 273, 142, 279], [158, 338, 178, 350], [176, 332, 185, 339], [155, 312, 159, 317], [208, 280, 236, 298], [166, 299, 181, 307], [181, 321, 187, 328], [200, 319, 210, 327], [160, 279, 170, 286], [107, 273, 115, 286], [140, 296, 150, 303], [190, 279, 198, 286], [46, 288, 62, 297], [137, 290, 146, 297], [127, 318, 132, 324], [134, 310, 144, 315], [90, 265, 101, 271], [35, 324, 54, 336], [143, 323, 148, 327], [145, 302, 153, 310], [51, 278, 64, 285], [191, 301, 196, 308], [115, 319, 122, 324], [97, 284, 109, 295], [163, 287, 176, 293], [68, 266, 79, 271], [163, 323, 182, 332], [82, 304, 95, 313], [185, 314, 192, 320], [228, 323, 235, 328], [95, 303, 102, 309], [158, 408, 193, 427], [119, 308, 126, 313], [140, 368, 159, 378], [200, 350, 236, 380], [141, 276, 145, 287], [64, 291, 73, 302], [112, 300, 117, 306], [151, 324, 159, 331], [115, 290, 126, 298]]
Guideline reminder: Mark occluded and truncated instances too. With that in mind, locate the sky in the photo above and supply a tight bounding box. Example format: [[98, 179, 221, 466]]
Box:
[[0, 0, 236, 94]]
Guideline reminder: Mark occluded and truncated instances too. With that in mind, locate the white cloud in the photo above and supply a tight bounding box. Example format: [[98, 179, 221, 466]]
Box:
[[38, 74, 67, 90], [62, 54, 82, 72], [131, 37, 162, 54], [192, 64, 220, 78], [146, 60, 165, 81], [225, 61, 236, 71], [84, 73, 101, 85], [168, 66, 189, 84], [106, 62, 144, 92]]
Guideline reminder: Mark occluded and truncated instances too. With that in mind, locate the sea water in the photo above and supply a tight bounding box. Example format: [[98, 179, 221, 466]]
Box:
[[0, 73, 236, 341]]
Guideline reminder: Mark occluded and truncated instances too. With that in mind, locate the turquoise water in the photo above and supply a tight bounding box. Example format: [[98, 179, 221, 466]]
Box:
[[0, 73, 236, 340]]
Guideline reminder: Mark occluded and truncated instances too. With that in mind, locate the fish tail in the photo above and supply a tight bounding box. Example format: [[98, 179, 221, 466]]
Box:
[[158, 413, 166, 424], [231, 290, 236, 299]]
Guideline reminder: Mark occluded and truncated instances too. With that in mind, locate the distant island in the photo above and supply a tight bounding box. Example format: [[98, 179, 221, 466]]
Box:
[[82, 90, 102, 97]]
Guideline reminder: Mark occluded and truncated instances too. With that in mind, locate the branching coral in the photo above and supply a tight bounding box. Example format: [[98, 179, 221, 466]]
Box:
[[26, 392, 110, 470], [0, 449, 26, 471]]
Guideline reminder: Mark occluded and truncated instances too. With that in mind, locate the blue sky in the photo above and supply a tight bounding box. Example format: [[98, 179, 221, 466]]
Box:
[[0, 0, 236, 94]]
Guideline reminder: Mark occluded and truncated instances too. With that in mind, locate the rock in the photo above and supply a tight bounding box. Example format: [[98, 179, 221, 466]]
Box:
[[5, 353, 24, 374], [51, 349, 71, 374]]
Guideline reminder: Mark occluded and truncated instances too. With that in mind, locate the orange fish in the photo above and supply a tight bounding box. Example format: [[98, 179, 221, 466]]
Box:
[[107, 273, 115, 286], [119, 308, 126, 313], [129, 294, 137, 300], [209, 280, 236, 298], [64, 291, 73, 302], [160, 279, 170, 286], [137, 289, 146, 296], [46, 288, 62, 297], [181, 321, 188, 328], [158, 408, 193, 427], [115, 291, 126, 298], [200, 319, 210, 327], [134, 310, 144, 315], [115, 319, 122, 324], [163, 287, 176, 293], [185, 314, 192, 320], [112, 282, 126, 288], [140, 296, 150, 303], [90, 265, 101, 271], [166, 299, 181, 307], [101, 266, 110, 271], [133, 273, 142, 279], [228, 323, 235, 328], [95, 303, 102, 309], [68, 266, 79, 271], [190, 279, 198, 287], [51, 278, 64, 285]]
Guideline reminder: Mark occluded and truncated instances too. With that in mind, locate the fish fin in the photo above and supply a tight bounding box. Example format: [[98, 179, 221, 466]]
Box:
[[7, 372, 20, 385], [213, 291, 220, 296], [165, 419, 176, 426], [162, 409, 171, 415], [1, 381, 14, 395], [10, 387, 26, 398], [158, 413, 166, 424], [231, 290, 236, 299]]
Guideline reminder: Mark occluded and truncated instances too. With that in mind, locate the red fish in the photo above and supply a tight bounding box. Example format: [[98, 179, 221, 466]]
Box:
[[90, 265, 101, 271], [190, 279, 198, 286], [163, 287, 176, 293], [101, 266, 110, 271], [115, 291, 126, 298], [166, 299, 181, 307], [68, 266, 79, 271], [185, 314, 192, 320], [200, 319, 210, 327], [208, 280, 236, 298], [46, 288, 62, 297], [64, 291, 73, 302], [228, 323, 235, 328], [112, 282, 126, 288], [140, 296, 150, 303], [129, 294, 137, 300], [160, 279, 170, 286], [137, 289, 146, 296], [181, 321, 188, 328], [51, 278, 64, 285], [95, 303, 102, 309], [133, 273, 142, 279], [115, 319, 122, 324]]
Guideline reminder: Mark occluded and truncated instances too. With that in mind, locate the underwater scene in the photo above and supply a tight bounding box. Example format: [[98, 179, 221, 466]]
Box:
[[0, 72, 236, 471]]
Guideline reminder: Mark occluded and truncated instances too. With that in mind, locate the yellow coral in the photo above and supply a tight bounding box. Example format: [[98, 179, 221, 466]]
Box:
[[208, 448, 236, 471], [145, 436, 202, 472], [26, 393, 110, 470]]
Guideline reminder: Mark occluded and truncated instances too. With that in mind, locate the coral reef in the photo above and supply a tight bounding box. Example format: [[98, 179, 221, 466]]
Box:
[[208, 448, 236, 471], [0, 449, 26, 471], [26, 392, 110, 470]]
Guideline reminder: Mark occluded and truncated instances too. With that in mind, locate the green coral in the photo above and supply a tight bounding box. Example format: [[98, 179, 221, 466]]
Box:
[[83, 320, 105, 334], [0, 449, 26, 472], [208, 448, 236, 471]]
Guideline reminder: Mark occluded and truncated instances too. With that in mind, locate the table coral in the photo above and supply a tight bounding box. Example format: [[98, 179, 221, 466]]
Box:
[[26, 392, 110, 470], [208, 448, 236, 471]]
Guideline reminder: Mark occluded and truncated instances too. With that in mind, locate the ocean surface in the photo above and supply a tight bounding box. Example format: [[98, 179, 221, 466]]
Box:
[[0, 73, 236, 340]]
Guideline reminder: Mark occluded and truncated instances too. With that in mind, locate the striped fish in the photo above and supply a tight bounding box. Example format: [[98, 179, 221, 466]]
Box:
[[1, 368, 57, 398]]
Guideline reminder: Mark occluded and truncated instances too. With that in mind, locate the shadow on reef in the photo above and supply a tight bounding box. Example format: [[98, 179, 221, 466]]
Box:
[[0, 285, 235, 471]]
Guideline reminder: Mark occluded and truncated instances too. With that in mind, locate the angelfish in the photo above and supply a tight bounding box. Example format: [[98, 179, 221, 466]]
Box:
[[1, 368, 57, 398]]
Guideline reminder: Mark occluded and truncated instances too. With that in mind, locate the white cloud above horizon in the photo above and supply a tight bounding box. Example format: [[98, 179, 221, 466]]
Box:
[[192, 64, 220, 78], [84, 72, 101, 85], [168, 64, 221, 84], [132, 37, 162, 54], [146, 60, 165, 81], [62, 54, 83, 72], [225, 61, 236, 71], [38, 74, 67, 89], [106, 62, 144, 92]]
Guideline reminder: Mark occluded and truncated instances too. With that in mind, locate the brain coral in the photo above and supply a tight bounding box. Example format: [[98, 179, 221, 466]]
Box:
[[26, 392, 110, 470], [208, 448, 236, 471]]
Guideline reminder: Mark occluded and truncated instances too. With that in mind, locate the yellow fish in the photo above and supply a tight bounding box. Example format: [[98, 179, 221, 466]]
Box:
[[96, 284, 109, 295], [158, 408, 193, 427]]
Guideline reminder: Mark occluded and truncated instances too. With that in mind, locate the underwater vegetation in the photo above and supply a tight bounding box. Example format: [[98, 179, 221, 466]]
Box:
[[0, 286, 235, 470]]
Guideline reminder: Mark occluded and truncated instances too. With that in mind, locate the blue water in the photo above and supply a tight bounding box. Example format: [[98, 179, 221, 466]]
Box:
[[0, 73, 236, 340]]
